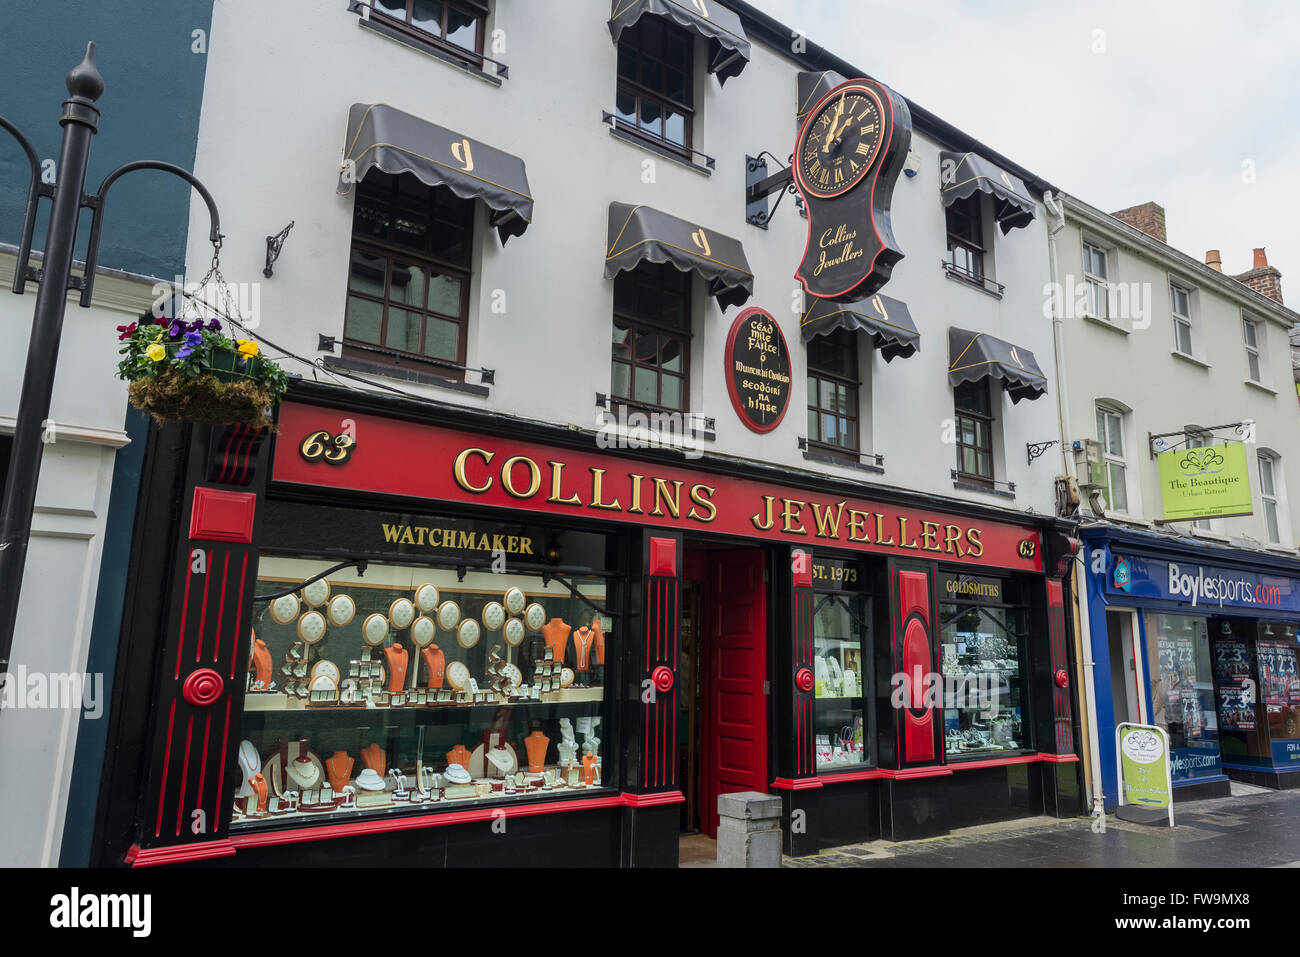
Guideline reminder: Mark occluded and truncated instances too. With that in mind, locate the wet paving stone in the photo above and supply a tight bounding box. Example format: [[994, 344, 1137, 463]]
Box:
[[782, 788, 1300, 868]]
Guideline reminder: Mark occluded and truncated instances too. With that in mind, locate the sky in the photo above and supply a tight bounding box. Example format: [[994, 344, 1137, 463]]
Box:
[[750, 0, 1300, 294]]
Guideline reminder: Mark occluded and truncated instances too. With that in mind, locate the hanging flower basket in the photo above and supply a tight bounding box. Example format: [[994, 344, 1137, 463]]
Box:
[[116, 316, 289, 430]]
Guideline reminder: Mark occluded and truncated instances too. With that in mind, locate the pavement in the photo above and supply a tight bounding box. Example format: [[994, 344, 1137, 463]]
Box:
[[783, 782, 1300, 868]]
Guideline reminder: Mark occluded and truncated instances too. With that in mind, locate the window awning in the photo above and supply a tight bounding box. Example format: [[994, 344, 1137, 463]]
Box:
[[938, 151, 1036, 234], [337, 103, 534, 244], [796, 70, 847, 124], [800, 293, 919, 362], [608, 0, 752, 85], [947, 327, 1047, 403], [605, 202, 753, 310]]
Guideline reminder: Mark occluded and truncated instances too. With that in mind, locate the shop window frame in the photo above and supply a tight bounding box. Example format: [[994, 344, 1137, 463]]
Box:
[[1258, 450, 1284, 545], [1169, 279, 1196, 358], [233, 506, 627, 833], [1082, 239, 1111, 321], [614, 16, 696, 161], [610, 260, 693, 416], [1242, 314, 1265, 385], [945, 193, 986, 287], [809, 552, 876, 775], [938, 575, 1036, 762], [1094, 402, 1130, 516], [343, 171, 475, 380], [954, 380, 995, 489], [805, 327, 862, 462], [365, 0, 489, 69]]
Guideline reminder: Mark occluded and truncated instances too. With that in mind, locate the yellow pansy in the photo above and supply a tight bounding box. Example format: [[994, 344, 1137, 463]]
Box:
[[236, 338, 260, 358], [146, 344, 166, 362]]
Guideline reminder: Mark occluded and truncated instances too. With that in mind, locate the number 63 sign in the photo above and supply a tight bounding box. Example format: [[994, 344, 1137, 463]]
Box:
[[299, 430, 356, 466]]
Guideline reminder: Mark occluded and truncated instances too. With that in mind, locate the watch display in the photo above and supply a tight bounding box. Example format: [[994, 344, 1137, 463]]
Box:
[[237, 539, 615, 831]]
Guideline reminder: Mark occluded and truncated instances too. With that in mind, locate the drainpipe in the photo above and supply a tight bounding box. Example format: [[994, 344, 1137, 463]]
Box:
[[1043, 190, 1105, 819]]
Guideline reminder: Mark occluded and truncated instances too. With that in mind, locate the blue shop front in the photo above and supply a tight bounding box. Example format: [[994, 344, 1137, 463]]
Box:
[[1083, 525, 1300, 805]]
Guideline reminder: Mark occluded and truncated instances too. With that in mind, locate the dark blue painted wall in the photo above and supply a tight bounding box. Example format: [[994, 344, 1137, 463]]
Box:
[[0, 0, 214, 278]]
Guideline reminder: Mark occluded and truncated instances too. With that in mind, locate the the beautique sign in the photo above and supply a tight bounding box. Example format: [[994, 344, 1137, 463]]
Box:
[[1157, 442, 1253, 521], [725, 307, 791, 433], [792, 78, 912, 302], [1116, 724, 1173, 824], [273, 402, 1044, 572]]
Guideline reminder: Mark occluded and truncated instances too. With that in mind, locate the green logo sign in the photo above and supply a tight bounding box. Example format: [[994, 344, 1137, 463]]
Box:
[[1157, 442, 1253, 522], [1119, 725, 1170, 809]]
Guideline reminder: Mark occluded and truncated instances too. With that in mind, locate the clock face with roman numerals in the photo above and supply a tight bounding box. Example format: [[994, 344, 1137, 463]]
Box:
[[796, 85, 885, 200]]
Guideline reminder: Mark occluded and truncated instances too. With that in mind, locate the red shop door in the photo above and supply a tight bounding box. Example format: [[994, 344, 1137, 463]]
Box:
[[702, 549, 768, 837]]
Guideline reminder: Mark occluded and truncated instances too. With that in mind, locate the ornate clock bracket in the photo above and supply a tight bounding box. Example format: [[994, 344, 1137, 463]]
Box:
[[745, 153, 799, 229]]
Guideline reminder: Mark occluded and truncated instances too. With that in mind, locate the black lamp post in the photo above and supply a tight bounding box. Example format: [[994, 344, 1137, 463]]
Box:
[[0, 43, 222, 687]]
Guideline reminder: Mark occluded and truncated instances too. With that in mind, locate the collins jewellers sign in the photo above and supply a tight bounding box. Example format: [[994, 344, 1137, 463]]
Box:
[[1105, 551, 1300, 613]]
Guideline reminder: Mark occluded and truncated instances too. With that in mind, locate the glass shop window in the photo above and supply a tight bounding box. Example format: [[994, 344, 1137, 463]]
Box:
[[1144, 613, 1220, 780], [810, 557, 871, 771], [234, 526, 616, 828], [1254, 622, 1300, 743], [939, 575, 1029, 757]]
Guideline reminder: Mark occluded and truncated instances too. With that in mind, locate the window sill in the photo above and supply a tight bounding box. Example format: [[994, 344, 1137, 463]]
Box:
[[607, 126, 712, 177], [323, 354, 491, 397], [1102, 511, 1145, 526], [1244, 378, 1278, 396], [1265, 544, 1298, 556], [357, 15, 504, 86], [942, 265, 1003, 300], [1081, 313, 1130, 336], [952, 480, 1015, 500], [802, 450, 884, 475], [1170, 350, 1211, 370]]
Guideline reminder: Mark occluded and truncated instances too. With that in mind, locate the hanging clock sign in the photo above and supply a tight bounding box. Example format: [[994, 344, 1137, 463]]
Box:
[[724, 306, 791, 434], [792, 78, 912, 302]]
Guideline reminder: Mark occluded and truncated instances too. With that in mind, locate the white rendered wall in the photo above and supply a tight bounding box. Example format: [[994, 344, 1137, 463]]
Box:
[[184, 1, 1061, 520], [1058, 203, 1300, 553], [0, 250, 151, 866]]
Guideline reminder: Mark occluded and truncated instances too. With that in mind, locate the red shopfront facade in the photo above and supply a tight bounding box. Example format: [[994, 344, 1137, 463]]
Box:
[[90, 385, 1082, 867]]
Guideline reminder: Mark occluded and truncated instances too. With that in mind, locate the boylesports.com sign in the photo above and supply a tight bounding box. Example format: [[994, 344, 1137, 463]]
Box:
[[1106, 551, 1300, 613]]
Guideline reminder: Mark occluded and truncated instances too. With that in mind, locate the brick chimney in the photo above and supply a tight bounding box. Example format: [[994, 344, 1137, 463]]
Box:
[[1205, 250, 1222, 272], [1231, 247, 1284, 305], [1111, 201, 1167, 243]]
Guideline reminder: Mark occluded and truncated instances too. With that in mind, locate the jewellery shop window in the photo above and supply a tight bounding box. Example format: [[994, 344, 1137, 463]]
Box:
[[938, 573, 1029, 757], [235, 508, 616, 828], [811, 556, 872, 771]]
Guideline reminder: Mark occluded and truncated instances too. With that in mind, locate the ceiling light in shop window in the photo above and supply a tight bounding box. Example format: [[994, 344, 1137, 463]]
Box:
[[544, 534, 562, 566]]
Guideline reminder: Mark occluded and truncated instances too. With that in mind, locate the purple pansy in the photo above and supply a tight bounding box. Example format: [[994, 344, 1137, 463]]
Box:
[[206, 318, 222, 332], [176, 330, 204, 359]]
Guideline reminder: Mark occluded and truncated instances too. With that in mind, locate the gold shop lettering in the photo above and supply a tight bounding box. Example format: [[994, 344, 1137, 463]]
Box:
[[380, 524, 535, 555], [814, 224, 864, 277], [450, 447, 995, 560]]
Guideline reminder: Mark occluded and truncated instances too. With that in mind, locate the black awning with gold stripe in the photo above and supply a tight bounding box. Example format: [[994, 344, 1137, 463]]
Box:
[[939, 151, 1035, 235], [796, 70, 848, 124], [947, 327, 1047, 404], [605, 203, 753, 310], [609, 0, 751, 84], [800, 293, 919, 362], [338, 103, 534, 244]]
